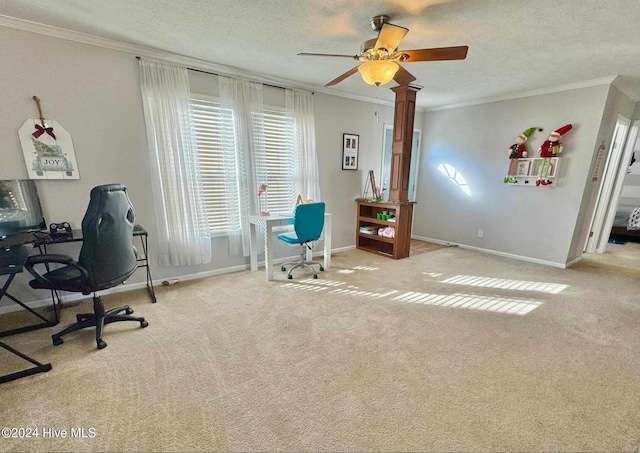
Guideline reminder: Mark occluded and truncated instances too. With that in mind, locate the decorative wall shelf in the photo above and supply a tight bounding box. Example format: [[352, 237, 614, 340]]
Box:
[[505, 157, 561, 186]]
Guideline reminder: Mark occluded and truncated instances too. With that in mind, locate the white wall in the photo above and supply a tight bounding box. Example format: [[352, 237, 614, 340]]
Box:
[[314, 93, 421, 250], [3, 21, 626, 310], [567, 85, 636, 261], [0, 25, 407, 305], [0, 26, 153, 305], [414, 85, 614, 266]]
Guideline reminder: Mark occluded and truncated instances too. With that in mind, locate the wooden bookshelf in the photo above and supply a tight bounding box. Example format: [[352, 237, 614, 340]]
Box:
[[355, 199, 415, 259]]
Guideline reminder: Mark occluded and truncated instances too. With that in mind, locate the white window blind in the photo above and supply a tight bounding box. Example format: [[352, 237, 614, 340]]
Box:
[[258, 108, 297, 214], [191, 97, 240, 233], [191, 98, 297, 233]]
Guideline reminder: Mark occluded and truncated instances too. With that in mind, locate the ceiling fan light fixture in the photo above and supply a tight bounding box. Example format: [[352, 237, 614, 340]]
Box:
[[358, 60, 400, 87]]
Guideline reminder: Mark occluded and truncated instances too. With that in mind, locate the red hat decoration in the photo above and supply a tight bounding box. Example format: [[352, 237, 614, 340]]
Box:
[[551, 124, 572, 136]]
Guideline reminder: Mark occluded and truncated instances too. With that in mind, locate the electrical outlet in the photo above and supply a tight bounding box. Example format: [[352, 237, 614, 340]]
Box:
[[477, 229, 484, 238]]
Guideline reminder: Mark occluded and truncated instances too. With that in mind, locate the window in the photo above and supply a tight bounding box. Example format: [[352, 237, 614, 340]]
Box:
[[258, 108, 297, 214], [191, 97, 297, 234], [191, 97, 239, 233]]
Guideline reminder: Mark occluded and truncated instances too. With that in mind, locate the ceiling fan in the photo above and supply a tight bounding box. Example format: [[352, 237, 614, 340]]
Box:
[[299, 15, 468, 87]]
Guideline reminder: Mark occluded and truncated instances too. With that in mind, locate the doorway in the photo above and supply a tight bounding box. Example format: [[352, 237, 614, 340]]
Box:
[[380, 124, 421, 201], [585, 116, 637, 253]]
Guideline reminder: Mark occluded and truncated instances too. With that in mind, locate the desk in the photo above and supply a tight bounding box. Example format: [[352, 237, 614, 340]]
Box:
[[34, 224, 156, 303], [1, 241, 59, 337], [0, 238, 54, 383], [0, 224, 155, 383], [249, 213, 332, 281], [0, 341, 51, 384]]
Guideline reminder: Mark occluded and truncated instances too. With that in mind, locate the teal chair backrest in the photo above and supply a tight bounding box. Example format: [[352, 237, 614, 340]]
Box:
[[293, 202, 325, 243]]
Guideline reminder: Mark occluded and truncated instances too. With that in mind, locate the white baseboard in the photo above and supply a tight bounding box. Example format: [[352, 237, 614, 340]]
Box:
[[329, 245, 356, 254], [565, 256, 583, 267], [411, 235, 568, 268], [412, 235, 459, 247]]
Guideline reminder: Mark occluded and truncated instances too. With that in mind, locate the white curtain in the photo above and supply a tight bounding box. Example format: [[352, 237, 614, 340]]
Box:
[[286, 89, 321, 202], [218, 76, 265, 256], [139, 58, 211, 266]]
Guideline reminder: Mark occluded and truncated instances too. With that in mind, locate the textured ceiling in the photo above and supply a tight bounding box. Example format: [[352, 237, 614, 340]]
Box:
[[2, 0, 640, 109]]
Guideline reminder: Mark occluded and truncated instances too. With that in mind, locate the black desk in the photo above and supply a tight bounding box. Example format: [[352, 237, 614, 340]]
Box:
[[33, 224, 157, 303], [0, 239, 60, 337], [0, 236, 55, 383], [0, 341, 51, 384], [0, 224, 156, 338], [0, 224, 156, 384]]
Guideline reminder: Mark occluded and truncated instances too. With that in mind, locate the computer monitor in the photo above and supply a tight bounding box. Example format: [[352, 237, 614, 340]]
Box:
[[0, 179, 46, 239]]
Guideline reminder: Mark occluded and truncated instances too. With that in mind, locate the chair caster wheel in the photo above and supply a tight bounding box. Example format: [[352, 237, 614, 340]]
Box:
[[97, 340, 107, 349], [319, 266, 324, 271], [313, 274, 318, 279], [287, 275, 292, 279], [140, 320, 149, 328], [281, 266, 286, 272], [52, 337, 63, 346], [125, 307, 134, 315]]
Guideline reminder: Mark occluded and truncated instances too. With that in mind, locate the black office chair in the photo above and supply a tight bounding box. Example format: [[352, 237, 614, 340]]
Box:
[[24, 184, 148, 349], [277, 202, 325, 279]]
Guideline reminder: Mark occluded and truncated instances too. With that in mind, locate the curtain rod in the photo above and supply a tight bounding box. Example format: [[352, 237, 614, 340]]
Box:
[[135, 56, 312, 93]]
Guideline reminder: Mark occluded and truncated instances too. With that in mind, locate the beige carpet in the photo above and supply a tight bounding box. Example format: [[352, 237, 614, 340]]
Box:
[[1, 242, 639, 452]]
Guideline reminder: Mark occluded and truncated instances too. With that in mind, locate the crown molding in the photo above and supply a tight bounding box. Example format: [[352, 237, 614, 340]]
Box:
[[611, 76, 640, 102], [425, 76, 620, 112], [0, 15, 407, 110]]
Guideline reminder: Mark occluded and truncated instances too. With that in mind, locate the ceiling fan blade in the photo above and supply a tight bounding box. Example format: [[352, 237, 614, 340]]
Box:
[[298, 52, 359, 59], [325, 65, 361, 87], [374, 23, 409, 52], [400, 46, 469, 62], [393, 65, 416, 86]]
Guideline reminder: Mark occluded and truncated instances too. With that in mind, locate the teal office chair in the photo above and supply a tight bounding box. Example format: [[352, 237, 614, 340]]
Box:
[[277, 202, 325, 279], [24, 184, 148, 349]]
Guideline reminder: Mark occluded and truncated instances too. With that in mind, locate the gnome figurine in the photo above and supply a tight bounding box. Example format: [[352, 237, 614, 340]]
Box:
[[537, 124, 572, 186], [505, 127, 542, 183]]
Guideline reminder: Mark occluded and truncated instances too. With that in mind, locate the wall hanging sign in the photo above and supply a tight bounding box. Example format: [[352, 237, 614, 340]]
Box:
[[18, 96, 80, 180], [342, 133, 359, 170]]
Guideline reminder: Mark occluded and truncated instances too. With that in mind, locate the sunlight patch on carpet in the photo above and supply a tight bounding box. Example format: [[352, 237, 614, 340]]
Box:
[[338, 265, 378, 274], [440, 275, 568, 294], [392, 291, 542, 315], [279, 279, 400, 299], [279, 283, 328, 292], [352, 265, 379, 271], [423, 272, 442, 277], [298, 279, 345, 287], [278, 280, 541, 315]]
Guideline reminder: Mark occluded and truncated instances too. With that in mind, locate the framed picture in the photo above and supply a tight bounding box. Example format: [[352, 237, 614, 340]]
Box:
[[342, 133, 359, 170]]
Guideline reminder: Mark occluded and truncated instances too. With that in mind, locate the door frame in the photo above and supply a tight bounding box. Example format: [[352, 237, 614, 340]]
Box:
[[585, 115, 636, 253]]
